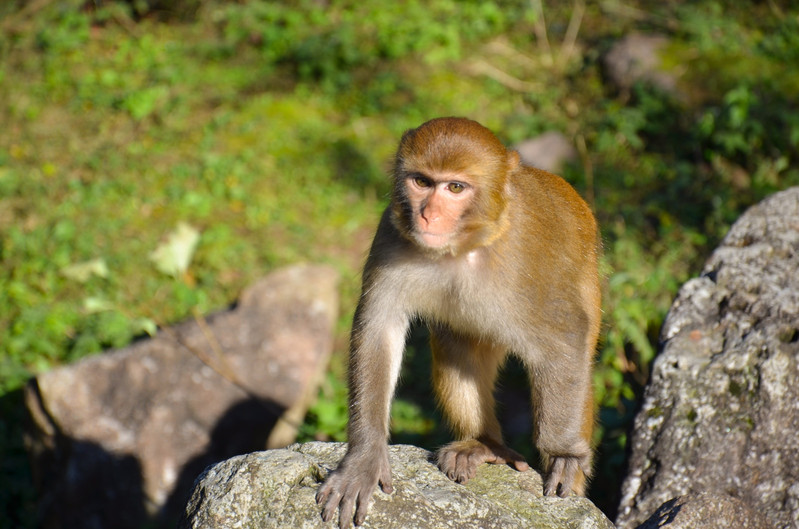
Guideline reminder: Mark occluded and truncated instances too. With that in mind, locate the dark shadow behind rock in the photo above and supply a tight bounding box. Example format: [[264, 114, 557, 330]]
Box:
[[24, 264, 339, 529], [33, 438, 147, 529], [180, 442, 615, 529], [616, 187, 799, 529]]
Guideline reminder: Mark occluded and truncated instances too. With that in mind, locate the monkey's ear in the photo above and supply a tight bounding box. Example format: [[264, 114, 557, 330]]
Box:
[[507, 150, 521, 170]]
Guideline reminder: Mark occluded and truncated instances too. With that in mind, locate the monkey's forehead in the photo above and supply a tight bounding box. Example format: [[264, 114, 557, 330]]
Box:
[[399, 146, 507, 178], [400, 153, 487, 176]]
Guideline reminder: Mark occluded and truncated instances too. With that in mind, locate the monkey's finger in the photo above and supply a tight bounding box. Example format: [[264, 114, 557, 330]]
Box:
[[493, 453, 530, 472], [512, 459, 531, 472], [353, 493, 373, 526], [488, 447, 530, 472], [320, 488, 343, 522], [316, 481, 341, 522], [544, 458, 566, 496], [501, 447, 530, 472], [557, 458, 578, 497], [457, 452, 478, 482], [338, 494, 356, 529], [316, 483, 331, 505], [438, 450, 455, 476], [379, 476, 394, 494]]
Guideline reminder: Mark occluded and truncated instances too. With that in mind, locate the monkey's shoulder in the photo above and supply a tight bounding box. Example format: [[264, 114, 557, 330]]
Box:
[[510, 166, 596, 239], [513, 166, 589, 209]]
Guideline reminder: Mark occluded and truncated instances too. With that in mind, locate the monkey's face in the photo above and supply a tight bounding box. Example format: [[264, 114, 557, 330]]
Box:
[[401, 171, 476, 251], [390, 117, 513, 255]]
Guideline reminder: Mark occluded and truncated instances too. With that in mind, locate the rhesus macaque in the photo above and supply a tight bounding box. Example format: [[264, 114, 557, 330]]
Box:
[[317, 117, 601, 528]]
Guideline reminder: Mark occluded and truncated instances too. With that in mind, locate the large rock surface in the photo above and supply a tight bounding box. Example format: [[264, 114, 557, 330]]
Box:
[[616, 187, 799, 529], [634, 492, 771, 529], [180, 442, 615, 529], [24, 264, 339, 529]]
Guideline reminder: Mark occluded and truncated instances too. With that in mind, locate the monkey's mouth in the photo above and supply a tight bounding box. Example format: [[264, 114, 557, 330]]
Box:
[[416, 230, 452, 249]]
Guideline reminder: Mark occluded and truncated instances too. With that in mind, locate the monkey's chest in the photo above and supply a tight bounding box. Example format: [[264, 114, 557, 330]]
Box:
[[408, 272, 516, 337]]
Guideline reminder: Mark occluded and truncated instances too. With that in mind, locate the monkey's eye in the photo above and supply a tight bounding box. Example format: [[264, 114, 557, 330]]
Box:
[[413, 176, 432, 188], [447, 182, 466, 194]]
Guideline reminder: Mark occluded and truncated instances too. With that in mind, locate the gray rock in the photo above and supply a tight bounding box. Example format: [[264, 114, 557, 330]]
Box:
[[636, 492, 770, 529], [180, 442, 615, 529], [616, 187, 799, 529], [24, 264, 339, 529], [603, 33, 678, 94], [514, 131, 578, 174]]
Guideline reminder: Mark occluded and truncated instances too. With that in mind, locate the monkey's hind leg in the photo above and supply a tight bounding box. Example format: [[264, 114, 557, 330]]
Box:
[[430, 326, 529, 483]]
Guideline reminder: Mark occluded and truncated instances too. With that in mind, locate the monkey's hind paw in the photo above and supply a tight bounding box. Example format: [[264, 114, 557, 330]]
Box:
[[437, 438, 529, 484]]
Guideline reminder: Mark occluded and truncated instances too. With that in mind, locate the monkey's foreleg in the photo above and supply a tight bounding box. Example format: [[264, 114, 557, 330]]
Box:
[[316, 305, 407, 528], [529, 352, 594, 497]]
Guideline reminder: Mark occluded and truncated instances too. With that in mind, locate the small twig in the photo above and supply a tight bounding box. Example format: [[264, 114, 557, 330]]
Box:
[[158, 319, 240, 389], [530, 0, 552, 65], [558, 0, 585, 68], [598, 1, 649, 22], [599, 1, 679, 31], [766, 0, 784, 18], [485, 38, 538, 69], [109, 8, 142, 38], [191, 307, 237, 382], [465, 60, 541, 93], [1, 0, 54, 33]]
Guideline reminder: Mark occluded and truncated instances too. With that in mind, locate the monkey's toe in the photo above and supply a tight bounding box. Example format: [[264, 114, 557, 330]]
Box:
[[544, 455, 587, 497]]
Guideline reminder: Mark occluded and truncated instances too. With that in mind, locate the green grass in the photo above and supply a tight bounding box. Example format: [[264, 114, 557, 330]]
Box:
[[1, 0, 799, 526]]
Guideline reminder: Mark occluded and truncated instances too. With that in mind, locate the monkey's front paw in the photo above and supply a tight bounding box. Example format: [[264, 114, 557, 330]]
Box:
[[437, 438, 530, 484], [316, 450, 393, 529], [543, 455, 589, 497]]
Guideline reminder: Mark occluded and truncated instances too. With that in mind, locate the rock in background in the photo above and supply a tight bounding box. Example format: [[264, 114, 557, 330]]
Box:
[[180, 442, 615, 529], [616, 187, 799, 529], [603, 33, 680, 97], [24, 264, 339, 529], [513, 131, 578, 174]]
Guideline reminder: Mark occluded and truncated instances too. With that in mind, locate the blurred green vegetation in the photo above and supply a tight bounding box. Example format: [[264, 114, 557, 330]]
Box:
[[1, 0, 798, 526]]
